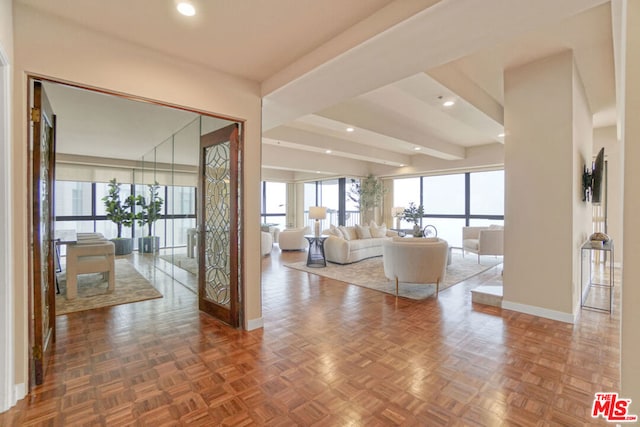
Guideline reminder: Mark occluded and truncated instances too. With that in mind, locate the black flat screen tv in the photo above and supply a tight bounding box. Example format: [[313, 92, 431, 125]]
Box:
[[591, 147, 605, 204]]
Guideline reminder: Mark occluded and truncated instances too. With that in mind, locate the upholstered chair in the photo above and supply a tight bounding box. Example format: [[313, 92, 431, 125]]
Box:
[[382, 237, 449, 297], [261, 231, 273, 256], [278, 226, 311, 251], [462, 226, 504, 263], [65, 241, 116, 299]]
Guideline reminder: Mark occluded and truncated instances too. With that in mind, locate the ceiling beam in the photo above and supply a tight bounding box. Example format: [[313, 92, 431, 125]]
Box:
[[263, 126, 411, 167], [263, 0, 608, 131], [318, 99, 466, 160]]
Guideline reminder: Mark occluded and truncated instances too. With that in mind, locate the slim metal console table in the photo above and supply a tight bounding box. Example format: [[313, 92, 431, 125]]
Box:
[[580, 239, 614, 313]]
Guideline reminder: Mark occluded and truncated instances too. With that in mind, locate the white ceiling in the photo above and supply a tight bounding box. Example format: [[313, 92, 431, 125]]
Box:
[[21, 0, 616, 179]]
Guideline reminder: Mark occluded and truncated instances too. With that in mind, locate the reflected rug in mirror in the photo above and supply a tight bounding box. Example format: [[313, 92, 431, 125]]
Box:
[[285, 252, 502, 300], [159, 254, 198, 276], [56, 259, 162, 315]]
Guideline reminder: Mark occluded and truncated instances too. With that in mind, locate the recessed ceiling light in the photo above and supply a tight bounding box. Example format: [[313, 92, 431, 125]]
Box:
[[443, 100, 455, 107], [346, 127, 355, 132], [414, 147, 422, 151], [177, 1, 196, 16], [498, 132, 505, 138], [325, 150, 332, 154]]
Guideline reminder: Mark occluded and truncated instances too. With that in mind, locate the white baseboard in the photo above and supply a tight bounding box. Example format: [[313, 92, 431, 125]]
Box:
[[502, 300, 576, 324], [245, 317, 264, 331]]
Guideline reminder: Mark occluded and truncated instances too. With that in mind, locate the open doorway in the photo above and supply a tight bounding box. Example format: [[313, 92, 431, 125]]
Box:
[[28, 77, 244, 386]]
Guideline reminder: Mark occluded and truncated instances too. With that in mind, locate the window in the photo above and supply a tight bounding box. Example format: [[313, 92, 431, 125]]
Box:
[[261, 181, 287, 230], [55, 181, 92, 216], [392, 170, 505, 245], [470, 170, 504, 216], [54, 180, 197, 250], [393, 177, 421, 228], [423, 174, 465, 215]]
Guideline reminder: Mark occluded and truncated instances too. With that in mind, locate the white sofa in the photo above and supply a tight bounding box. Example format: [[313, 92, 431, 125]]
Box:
[[382, 237, 449, 296], [278, 226, 311, 251], [323, 222, 396, 264], [462, 225, 504, 263]]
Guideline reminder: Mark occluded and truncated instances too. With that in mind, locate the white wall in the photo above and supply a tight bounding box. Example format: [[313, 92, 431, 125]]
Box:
[[621, 0, 640, 405], [0, 0, 16, 413], [11, 3, 263, 391], [503, 51, 591, 323]]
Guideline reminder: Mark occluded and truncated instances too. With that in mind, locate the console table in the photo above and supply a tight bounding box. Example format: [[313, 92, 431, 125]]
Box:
[[304, 235, 327, 268], [580, 239, 614, 313]]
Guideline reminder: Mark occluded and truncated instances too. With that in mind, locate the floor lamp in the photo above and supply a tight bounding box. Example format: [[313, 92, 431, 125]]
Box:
[[309, 206, 327, 237]]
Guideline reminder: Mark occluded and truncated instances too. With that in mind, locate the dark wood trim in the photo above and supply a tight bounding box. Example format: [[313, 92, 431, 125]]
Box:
[[198, 123, 241, 328]]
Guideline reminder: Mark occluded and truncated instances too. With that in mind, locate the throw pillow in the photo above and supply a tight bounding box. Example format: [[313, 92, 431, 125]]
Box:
[[329, 225, 342, 237], [355, 224, 372, 239], [338, 226, 352, 240], [369, 221, 387, 238]]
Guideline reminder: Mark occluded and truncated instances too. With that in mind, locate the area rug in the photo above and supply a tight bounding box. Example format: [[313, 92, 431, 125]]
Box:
[[285, 252, 502, 300], [56, 259, 163, 315], [159, 254, 198, 276]]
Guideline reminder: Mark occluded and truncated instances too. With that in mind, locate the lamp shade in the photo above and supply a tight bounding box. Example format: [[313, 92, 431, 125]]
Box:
[[309, 206, 327, 220], [392, 207, 405, 217]]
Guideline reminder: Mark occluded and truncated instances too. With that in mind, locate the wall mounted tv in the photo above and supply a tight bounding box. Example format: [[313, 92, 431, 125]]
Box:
[[582, 147, 605, 204], [591, 147, 605, 204]]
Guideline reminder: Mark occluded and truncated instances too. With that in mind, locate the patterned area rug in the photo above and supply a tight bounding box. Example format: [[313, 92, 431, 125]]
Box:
[[56, 259, 162, 315], [159, 254, 198, 276], [285, 252, 502, 300]]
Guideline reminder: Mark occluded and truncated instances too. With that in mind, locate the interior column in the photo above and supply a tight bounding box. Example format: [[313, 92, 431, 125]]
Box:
[[502, 50, 592, 322]]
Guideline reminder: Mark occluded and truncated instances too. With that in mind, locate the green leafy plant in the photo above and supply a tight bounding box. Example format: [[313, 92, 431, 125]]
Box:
[[348, 174, 386, 224], [135, 182, 164, 236], [402, 202, 424, 226], [101, 178, 136, 238]]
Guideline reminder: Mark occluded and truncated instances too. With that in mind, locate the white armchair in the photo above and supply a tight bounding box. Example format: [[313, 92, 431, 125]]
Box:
[[382, 237, 449, 296], [66, 241, 116, 299], [261, 231, 273, 256], [278, 226, 311, 251], [462, 226, 504, 263]]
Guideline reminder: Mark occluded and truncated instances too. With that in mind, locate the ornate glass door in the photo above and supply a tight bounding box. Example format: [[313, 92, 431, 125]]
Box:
[[198, 124, 241, 327], [30, 80, 56, 385]]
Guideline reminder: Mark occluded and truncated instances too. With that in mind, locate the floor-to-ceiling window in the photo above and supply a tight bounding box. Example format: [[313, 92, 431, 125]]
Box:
[[303, 178, 359, 229], [393, 170, 504, 247], [260, 181, 286, 230], [54, 180, 196, 253]]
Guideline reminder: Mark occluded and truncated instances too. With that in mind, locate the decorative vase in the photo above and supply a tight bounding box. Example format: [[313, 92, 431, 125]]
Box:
[[412, 224, 422, 237]]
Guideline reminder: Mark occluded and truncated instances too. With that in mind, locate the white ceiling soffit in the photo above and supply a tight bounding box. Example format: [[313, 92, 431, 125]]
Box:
[[262, 0, 609, 131]]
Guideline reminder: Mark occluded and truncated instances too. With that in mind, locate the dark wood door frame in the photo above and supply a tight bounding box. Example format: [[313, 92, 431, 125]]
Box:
[[197, 123, 242, 327]]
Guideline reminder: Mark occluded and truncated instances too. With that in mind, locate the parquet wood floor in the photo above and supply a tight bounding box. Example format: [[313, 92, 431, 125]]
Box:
[[1, 248, 620, 426]]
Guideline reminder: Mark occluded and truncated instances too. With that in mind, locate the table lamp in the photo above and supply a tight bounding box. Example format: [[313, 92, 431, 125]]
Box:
[[392, 206, 405, 229], [309, 206, 327, 237]]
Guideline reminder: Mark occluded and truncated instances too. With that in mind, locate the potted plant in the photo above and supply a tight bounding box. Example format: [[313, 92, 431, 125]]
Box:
[[136, 181, 164, 253], [348, 174, 387, 225], [403, 202, 425, 237], [101, 178, 136, 255]]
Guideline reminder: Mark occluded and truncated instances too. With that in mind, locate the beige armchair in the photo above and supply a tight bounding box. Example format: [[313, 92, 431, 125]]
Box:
[[278, 226, 311, 251], [382, 237, 449, 296], [66, 241, 116, 299], [462, 226, 504, 263]]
